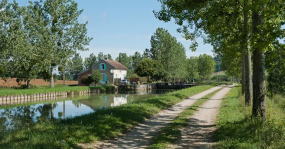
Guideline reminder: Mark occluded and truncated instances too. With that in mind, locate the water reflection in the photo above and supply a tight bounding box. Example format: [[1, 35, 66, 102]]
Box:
[[0, 92, 164, 131]]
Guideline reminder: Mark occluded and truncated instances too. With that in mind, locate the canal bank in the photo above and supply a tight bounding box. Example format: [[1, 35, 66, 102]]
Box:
[[0, 85, 116, 105], [0, 85, 213, 149]]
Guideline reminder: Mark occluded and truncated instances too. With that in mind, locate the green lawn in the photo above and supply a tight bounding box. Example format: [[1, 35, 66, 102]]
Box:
[[0, 85, 115, 96], [0, 85, 213, 149], [214, 86, 285, 148]]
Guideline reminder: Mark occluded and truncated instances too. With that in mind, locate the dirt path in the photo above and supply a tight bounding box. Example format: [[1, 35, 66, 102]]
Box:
[[78, 86, 223, 149], [173, 85, 233, 149]]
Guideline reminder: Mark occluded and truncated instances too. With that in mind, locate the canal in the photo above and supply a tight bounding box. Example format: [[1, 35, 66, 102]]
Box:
[[0, 90, 174, 131]]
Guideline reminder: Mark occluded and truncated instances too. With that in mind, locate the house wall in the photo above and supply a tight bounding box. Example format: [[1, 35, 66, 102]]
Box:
[[78, 59, 114, 85], [113, 70, 127, 80]]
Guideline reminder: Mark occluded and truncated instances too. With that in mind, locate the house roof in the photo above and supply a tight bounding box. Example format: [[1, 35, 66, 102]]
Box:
[[78, 59, 127, 75], [103, 59, 128, 70]]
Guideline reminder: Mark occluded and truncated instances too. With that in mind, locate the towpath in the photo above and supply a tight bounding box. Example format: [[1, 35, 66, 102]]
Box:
[[78, 86, 223, 149], [172, 85, 233, 149]]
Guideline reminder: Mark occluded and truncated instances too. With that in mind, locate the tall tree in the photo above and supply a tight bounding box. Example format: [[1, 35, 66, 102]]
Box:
[[131, 51, 142, 70], [97, 52, 104, 60], [135, 58, 163, 82], [155, 0, 285, 120], [187, 57, 199, 82], [266, 43, 285, 97], [150, 28, 187, 81], [142, 48, 151, 59], [116, 53, 132, 69], [70, 53, 83, 80], [198, 54, 215, 81], [43, 0, 92, 88], [84, 53, 97, 70]]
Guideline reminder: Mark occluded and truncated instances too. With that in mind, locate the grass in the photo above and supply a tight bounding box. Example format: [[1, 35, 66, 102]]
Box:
[[197, 81, 233, 86], [0, 85, 214, 149], [0, 85, 115, 96], [213, 86, 285, 148], [148, 87, 224, 148]]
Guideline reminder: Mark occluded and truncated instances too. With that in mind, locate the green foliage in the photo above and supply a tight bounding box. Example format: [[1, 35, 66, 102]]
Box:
[[187, 56, 199, 82], [80, 75, 92, 86], [80, 70, 102, 86], [198, 54, 215, 81], [131, 51, 142, 70], [0, 0, 92, 88], [91, 69, 102, 85], [214, 55, 222, 72], [70, 53, 84, 80], [214, 87, 285, 148], [83, 53, 97, 70], [149, 28, 187, 80], [116, 53, 132, 69], [0, 85, 212, 148], [266, 44, 285, 97], [211, 75, 230, 82], [135, 58, 163, 82]]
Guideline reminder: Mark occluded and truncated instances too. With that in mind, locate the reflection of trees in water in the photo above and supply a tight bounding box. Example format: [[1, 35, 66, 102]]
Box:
[[0, 106, 36, 131], [72, 100, 81, 108], [36, 103, 57, 120], [0, 103, 59, 132]]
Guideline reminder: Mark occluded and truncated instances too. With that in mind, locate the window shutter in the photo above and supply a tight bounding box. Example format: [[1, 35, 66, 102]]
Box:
[[99, 64, 101, 70], [104, 64, 106, 70], [104, 74, 107, 81]]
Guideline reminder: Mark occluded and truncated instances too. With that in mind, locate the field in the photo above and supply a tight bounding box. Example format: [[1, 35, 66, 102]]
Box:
[[0, 78, 78, 87]]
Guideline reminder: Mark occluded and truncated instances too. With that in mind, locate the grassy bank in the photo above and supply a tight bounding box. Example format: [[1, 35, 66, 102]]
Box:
[[214, 86, 285, 148], [0, 85, 115, 96], [148, 87, 223, 148], [0, 85, 213, 149], [197, 81, 233, 86]]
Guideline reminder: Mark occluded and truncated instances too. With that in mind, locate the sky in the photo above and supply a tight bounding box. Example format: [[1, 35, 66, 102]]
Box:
[[17, 0, 214, 59]]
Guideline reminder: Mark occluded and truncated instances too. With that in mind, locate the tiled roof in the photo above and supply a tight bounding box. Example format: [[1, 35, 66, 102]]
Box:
[[104, 59, 128, 70]]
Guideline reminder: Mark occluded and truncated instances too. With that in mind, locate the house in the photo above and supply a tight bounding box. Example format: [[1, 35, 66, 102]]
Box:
[[78, 58, 128, 86]]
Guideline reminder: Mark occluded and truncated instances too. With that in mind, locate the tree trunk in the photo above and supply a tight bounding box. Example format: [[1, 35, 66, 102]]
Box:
[[63, 65, 66, 87], [50, 66, 54, 88], [27, 79, 31, 89], [241, 55, 246, 95], [252, 6, 266, 120], [243, 1, 252, 105]]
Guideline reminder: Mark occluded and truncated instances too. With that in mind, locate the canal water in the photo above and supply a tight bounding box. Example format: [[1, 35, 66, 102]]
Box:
[[0, 90, 175, 131]]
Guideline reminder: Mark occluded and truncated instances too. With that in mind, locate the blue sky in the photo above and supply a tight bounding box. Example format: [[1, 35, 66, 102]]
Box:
[[18, 0, 214, 59]]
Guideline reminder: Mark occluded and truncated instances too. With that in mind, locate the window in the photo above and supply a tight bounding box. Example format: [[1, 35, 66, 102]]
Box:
[[99, 63, 106, 70], [116, 74, 118, 78]]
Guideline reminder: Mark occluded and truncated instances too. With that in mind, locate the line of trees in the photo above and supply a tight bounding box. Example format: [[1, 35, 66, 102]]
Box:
[[0, 0, 92, 88], [155, 0, 285, 120], [135, 28, 215, 83]]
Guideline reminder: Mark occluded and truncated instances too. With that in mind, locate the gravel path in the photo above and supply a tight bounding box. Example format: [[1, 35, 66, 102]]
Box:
[[173, 85, 233, 149], [78, 86, 223, 149]]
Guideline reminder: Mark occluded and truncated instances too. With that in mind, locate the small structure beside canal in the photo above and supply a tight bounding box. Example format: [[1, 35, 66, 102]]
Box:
[[78, 58, 128, 85]]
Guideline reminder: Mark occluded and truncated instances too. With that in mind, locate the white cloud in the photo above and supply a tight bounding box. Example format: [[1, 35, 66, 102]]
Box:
[[101, 13, 107, 18], [0, 8, 4, 12]]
